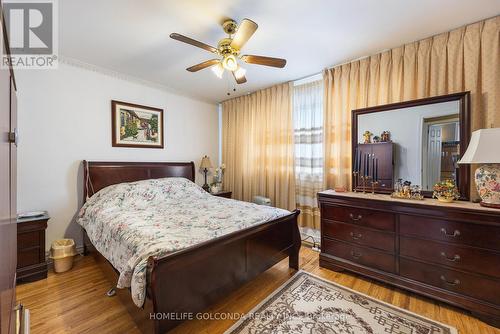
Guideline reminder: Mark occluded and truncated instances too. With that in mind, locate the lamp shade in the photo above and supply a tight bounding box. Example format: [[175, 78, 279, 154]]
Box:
[[200, 155, 213, 169], [458, 128, 500, 164]]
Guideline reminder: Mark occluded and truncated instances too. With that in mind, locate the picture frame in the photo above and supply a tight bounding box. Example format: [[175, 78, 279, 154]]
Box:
[[111, 100, 164, 148]]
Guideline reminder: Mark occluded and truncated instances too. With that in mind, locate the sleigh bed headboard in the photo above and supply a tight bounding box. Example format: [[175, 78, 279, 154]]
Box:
[[83, 160, 196, 200]]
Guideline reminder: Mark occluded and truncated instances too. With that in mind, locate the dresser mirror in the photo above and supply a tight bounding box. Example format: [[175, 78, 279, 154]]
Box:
[[351, 92, 470, 199]]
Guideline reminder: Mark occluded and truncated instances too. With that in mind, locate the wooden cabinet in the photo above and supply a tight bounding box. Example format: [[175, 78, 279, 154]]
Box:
[[318, 190, 500, 328], [0, 3, 18, 332], [212, 191, 232, 199], [355, 143, 394, 192], [16, 213, 49, 283]]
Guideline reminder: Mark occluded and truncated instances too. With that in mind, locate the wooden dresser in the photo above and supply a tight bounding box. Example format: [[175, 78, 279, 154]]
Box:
[[318, 190, 500, 327]]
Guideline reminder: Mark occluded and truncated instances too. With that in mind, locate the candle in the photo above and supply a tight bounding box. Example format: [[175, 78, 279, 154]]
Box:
[[358, 150, 361, 172], [372, 155, 375, 180], [375, 158, 378, 181], [361, 153, 365, 176], [365, 153, 369, 177], [354, 147, 359, 173]]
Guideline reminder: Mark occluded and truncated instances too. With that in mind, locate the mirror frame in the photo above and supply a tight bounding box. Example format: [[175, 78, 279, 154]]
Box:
[[351, 92, 470, 200]]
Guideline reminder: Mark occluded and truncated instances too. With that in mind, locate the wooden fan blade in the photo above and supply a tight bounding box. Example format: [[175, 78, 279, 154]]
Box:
[[232, 71, 247, 84], [241, 55, 286, 68], [230, 19, 258, 50], [186, 59, 220, 72], [170, 33, 218, 53]]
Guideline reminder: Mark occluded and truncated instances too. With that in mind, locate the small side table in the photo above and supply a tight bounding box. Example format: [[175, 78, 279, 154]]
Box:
[[17, 212, 49, 283], [212, 191, 232, 199]]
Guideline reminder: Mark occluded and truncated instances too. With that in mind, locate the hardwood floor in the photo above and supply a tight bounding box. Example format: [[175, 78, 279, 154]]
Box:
[[17, 247, 499, 334]]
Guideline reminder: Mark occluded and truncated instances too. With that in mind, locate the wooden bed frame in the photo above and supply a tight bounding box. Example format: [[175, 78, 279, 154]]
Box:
[[81, 160, 301, 333]]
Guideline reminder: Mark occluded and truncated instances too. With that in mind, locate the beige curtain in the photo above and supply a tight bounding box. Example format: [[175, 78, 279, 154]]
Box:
[[324, 16, 499, 199], [222, 83, 296, 210], [293, 81, 324, 229]]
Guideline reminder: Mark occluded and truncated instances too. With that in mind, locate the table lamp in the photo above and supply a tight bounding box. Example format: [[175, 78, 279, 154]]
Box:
[[458, 128, 500, 208], [200, 155, 213, 192]]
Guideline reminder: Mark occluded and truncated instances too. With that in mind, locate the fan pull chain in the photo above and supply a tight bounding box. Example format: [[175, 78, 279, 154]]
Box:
[[226, 72, 236, 96]]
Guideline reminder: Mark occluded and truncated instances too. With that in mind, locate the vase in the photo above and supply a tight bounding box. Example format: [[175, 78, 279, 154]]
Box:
[[475, 164, 500, 208], [437, 196, 454, 203], [210, 184, 220, 194]]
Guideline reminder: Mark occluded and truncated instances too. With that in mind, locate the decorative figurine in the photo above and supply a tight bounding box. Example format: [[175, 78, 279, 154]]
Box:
[[391, 179, 424, 200], [373, 136, 381, 143], [381, 131, 391, 142], [432, 179, 460, 203], [362, 131, 373, 144]]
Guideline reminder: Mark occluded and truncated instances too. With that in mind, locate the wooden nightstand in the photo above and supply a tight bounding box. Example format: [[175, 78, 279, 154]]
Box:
[[212, 191, 232, 199], [17, 212, 49, 283]]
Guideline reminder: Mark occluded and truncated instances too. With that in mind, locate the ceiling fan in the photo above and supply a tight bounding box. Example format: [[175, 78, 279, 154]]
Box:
[[170, 18, 287, 84]]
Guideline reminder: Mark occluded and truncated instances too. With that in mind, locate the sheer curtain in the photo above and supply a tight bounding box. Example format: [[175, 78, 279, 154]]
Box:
[[323, 16, 499, 200], [293, 80, 323, 229]]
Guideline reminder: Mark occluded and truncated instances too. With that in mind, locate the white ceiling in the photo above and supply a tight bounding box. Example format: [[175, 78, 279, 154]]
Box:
[[59, 0, 500, 103]]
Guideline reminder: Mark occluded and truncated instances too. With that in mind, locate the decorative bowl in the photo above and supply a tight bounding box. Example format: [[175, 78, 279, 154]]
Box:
[[436, 196, 455, 203]]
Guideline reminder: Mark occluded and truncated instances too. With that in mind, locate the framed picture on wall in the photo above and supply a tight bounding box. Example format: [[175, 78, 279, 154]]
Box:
[[111, 100, 164, 148]]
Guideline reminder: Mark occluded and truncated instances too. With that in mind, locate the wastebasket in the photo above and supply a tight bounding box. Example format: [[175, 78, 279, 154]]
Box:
[[50, 239, 77, 273]]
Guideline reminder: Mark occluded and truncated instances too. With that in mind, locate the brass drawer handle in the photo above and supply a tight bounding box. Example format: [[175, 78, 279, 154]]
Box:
[[350, 232, 363, 240], [440, 228, 460, 237], [350, 250, 362, 259], [440, 275, 460, 286], [440, 252, 461, 262], [349, 213, 363, 221]]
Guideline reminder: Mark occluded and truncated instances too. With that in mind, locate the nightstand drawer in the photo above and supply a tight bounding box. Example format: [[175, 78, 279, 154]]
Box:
[[18, 231, 41, 249], [18, 248, 41, 268]]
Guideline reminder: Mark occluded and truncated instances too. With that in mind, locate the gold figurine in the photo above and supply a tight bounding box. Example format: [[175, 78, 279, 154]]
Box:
[[362, 131, 373, 144]]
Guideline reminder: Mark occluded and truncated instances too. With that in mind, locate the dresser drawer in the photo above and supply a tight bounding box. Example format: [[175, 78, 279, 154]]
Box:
[[400, 215, 500, 251], [400, 236, 500, 278], [322, 238, 395, 273], [323, 220, 395, 253], [400, 258, 500, 305], [321, 205, 395, 231]]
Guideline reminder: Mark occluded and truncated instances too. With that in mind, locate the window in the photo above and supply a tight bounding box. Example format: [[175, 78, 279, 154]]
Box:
[[293, 79, 323, 229]]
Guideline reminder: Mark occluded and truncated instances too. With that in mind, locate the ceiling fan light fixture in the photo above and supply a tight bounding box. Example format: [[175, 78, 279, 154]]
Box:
[[222, 54, 238, 71], [234, 66, 246, 79], [211, 62, 224, 78], [171, 17, 286, 86]]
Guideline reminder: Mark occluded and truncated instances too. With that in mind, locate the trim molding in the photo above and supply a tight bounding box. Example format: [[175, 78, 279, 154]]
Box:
[[58, 56, 214, 104]]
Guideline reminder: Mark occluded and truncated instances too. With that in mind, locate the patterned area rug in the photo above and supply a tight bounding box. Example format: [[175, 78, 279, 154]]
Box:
[[225, 271, 457, 334]]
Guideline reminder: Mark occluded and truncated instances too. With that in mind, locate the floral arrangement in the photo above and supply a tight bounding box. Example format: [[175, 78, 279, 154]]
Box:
[[210, 164, 226, 193], [432, 179, 460, 202], [212, 163, 226, 185]]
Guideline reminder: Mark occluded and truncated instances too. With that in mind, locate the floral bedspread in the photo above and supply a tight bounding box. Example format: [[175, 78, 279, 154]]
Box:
[[77, 177, 290, 307]]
